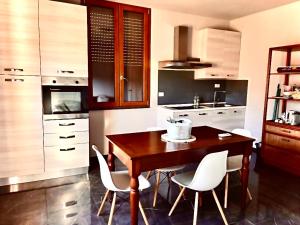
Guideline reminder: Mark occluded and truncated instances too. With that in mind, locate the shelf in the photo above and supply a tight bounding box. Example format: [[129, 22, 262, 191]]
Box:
[[268, 96, 300, 101], [270, 72, 300, 75], [266, 120, 300, 131], [270, 44, 300, 52]]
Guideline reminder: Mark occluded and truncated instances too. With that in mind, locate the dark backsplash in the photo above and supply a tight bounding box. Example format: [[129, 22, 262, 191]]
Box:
[[158, 70, 248, 105]]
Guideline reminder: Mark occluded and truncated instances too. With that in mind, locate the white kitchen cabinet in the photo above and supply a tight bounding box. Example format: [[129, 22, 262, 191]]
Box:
[[157, 106, 245, 132], [43, 118, 89, 172], [193, 28, 241, 79], [0, 0, 40, 75], [39, 0, 88, 77], [0, 75, 44, 178]]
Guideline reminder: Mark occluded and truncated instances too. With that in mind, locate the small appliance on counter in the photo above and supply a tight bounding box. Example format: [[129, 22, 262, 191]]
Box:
[[288, 110, 300, 125]]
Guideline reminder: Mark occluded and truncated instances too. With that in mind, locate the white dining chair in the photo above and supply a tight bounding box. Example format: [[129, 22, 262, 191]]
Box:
[[92, 145, 151, 225], [223, 128, 254, 208], [145, 127, 185, 207], [168, 150, 229, 225]]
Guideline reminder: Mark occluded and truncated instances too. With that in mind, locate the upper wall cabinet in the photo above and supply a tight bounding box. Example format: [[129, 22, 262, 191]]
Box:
[[0, 0, 40, 75], [39, 0, 88, 77], [193, 28, 241, 79], [87, 0, 151, 109]]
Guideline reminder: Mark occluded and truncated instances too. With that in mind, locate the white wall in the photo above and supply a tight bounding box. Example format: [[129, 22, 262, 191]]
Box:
[[90, 7, 229, 154], [230, 1, 300, 141]]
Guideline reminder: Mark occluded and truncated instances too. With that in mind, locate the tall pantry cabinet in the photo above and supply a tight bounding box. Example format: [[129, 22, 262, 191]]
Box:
[[0, 0, 44, 178]]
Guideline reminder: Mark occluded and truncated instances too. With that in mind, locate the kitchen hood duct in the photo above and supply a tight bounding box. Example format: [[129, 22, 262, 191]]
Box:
[[159, 26, 212, 69]]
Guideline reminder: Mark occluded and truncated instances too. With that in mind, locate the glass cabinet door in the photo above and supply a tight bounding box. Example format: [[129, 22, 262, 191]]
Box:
[[119, 5, 150, 107], [87, 1, 119, 109]]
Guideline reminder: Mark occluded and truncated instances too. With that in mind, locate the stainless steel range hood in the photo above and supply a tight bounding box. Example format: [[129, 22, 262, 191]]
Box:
[[159, 26, 212, 69]]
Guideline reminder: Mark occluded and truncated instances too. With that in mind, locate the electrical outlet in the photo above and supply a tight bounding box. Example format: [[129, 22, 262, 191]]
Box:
[[214, 83, 221, 88], [158, 92, 165, 97]]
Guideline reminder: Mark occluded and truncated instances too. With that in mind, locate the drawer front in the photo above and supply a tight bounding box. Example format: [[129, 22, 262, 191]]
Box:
[[45, 143, 89, 171], [46, 181, 90, 213], [43, 118, 89, 133], [44, 131, 89, 147], [173, 111, 194, 120], [265, 125, 300, 138], [265, 133, 300, 153], [192, 110, 214, 127]]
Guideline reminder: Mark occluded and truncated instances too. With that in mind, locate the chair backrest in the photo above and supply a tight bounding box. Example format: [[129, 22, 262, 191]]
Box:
[[92, 145, 116, 190], [232, 128, 255, 148], [188, 150, 228, 191]]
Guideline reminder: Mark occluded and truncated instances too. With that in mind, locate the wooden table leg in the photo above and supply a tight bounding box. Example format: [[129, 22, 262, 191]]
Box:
[[130, 176, 139, 225], [241, 143, 252, 209], [108, 142, 115, 171]]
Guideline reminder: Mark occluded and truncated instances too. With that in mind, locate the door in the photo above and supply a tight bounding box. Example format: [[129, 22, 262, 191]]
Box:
[[0, 75, 44, 178], [119, 5, 150, 107], [0, 0, 40, 75]]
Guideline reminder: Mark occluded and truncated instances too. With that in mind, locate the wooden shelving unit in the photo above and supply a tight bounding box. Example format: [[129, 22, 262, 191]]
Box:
[[261, 44, 300, 177]]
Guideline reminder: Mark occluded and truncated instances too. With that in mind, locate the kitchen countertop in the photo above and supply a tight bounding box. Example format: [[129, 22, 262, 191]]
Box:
[[161, 103, 246, 112]]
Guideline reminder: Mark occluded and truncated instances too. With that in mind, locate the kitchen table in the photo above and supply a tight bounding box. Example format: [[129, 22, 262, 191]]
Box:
[[106, 126, 254, 225]]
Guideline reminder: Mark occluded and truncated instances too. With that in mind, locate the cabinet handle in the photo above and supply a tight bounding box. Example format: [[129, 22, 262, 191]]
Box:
[[59, 70, 74, 74], [59, 135, 75, 139], [59, 123, 75, 126], [179, 114, 189, 117], [227, 74, 234, 77], [217, 112, 225, 114], [281, 138, 290, 142], [198, 113, 207, 116], [65, 200, 77, 207], [4, 78, 13, 82], [14, 79, 24, 82], [65, 212, 78, 218], [210, 74, 218, 77], [4, 68, 23, 72], [281, 129, 291, 134], [60, 147, 76, 151], [14, 68, 24, 72], [233, 110, 238, 113]]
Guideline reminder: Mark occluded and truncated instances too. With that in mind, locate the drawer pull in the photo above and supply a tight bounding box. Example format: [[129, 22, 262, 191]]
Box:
[[65, 200, 77, 207], [14, 79, 24, 82], [4, 68, 23, 72], [199, 113, 207, 116], [60, 147, 76, 151], [4, 78, 13, 82], [281, 129, 291, 134], [59, 123, 75, 127], [59, 135, 76, 139], [281, 138, 290, 142], [233, 110, 238, 113], [179, 114, 188, 117], [217, 112, 225, 114], [59, 70, 74, 74], [65, 212, 78, 218]]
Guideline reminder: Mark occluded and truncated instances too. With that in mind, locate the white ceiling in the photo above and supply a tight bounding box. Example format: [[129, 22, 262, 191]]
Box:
[[118, 0, 299, 20]]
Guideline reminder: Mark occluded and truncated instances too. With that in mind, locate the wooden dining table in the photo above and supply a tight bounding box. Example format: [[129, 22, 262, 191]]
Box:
[[106, 126, 254, 225]]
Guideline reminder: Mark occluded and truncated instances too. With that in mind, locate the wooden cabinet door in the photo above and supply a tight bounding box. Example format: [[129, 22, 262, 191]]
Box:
[[0, 0, 40, 75], [39, 0, 88, 77], [0, 75, 44, 178], [119, 5, 150, 107]]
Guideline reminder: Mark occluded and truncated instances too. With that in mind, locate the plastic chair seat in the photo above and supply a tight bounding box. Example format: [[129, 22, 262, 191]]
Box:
[[171, 171, 195, 188], [157, 165, 185, 172], [111, 171, 151, 192]]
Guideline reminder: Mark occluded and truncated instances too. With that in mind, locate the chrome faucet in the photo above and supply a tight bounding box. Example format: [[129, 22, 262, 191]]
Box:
[[213, 91, 226, 104]]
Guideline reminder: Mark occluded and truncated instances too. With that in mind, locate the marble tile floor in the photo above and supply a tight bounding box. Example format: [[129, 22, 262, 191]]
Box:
[[0, 153, 299, 225]]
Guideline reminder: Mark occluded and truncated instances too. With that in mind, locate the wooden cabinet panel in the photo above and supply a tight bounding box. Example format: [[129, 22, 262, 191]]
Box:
[[266, 124, 300, 138], [265, 133, 300, 154], [194, 28, 241, 79], [39, 0, 88, 77], [0, 0, 40, 75], [0, 76, 43, 178], [45, 143, 89, 171]]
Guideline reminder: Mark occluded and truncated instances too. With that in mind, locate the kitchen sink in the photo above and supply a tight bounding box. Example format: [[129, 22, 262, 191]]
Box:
[[165, 105, 208, 110]]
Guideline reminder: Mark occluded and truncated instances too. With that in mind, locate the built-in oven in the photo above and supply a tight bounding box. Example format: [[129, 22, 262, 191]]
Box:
[[42, 76, 88, 120]]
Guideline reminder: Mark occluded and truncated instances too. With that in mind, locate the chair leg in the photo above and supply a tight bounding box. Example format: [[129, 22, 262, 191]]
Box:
[[139, 201, 150, 225], [193, 192, 199, 225], [153, 171, 161, 207], [224, 173, 229, 208], [97, 189, 110, 216], [168, 187, 186, 216], [108, 192, 117, 225], [212, 189, 229, 225], [239, 170, 253, 201], [146, 171, 152, 180]]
